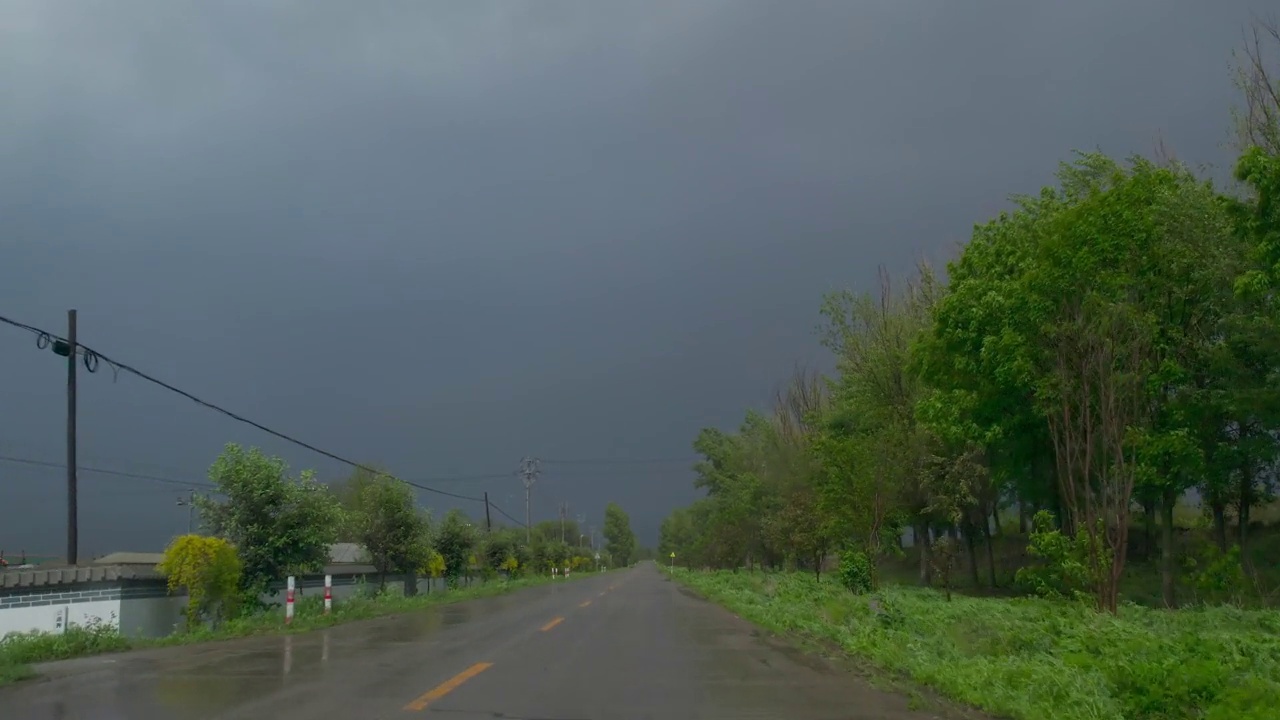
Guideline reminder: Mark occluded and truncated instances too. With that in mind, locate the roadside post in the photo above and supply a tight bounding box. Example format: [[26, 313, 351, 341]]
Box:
[[285, 576, 295, 624], [670, 551, 676, 571], [324, 574, 332, 615]]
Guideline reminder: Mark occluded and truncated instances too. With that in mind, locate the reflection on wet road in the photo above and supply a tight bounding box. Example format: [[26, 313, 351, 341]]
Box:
[[2, 564, 956, 719]]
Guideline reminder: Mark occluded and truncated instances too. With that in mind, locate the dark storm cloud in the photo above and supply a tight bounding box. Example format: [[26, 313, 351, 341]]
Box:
[[0, 0, 1266, 553]]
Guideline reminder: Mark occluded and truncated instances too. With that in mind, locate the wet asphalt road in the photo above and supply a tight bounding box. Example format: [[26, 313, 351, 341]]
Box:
[[1, 563, 956, 720]]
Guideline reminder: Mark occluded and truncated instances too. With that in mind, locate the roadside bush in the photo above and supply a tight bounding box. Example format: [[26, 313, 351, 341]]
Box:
[[1015, 511, 1090, 600], [838, 548, 873, 594], [1187, 544, 1249, 605], [0, 615, 129, 664], [157, 534, 243, 629]]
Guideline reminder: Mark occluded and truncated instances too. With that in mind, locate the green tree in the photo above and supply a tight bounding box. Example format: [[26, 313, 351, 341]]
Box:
[[815, 267, 939, 586], [348, 472, 431, 591], [603, 503, 636, 566], [195, 444, 344, 595], [433, 509, 478, 585], [331, 465, 392, 542]]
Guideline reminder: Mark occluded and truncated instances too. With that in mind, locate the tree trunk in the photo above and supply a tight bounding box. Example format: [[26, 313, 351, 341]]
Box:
[[964, 525, 980, 589], [1238, 463, 1254, 555], [1143, 496, 1157, 560], [1211, 500, 1228, 552], [992, 505, 1002, 537], [1018, 502, 1028, 534], [916, 521, 932, 586], [1161, 488, 1177, 609], [403, 573, 418, 597], [980, 516, 997, 588]]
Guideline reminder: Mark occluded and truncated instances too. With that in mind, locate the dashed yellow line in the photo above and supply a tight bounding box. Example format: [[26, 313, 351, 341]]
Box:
[[540, 616, 564, 632], [403, 662, 493, 711], [579, 599, 592, 607]]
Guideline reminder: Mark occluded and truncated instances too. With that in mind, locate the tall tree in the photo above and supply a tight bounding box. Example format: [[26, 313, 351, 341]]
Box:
[[433, 509, 478, 585], [195, 444, 344, 596], [603, 502, 636, 566], [348, 473, 431, 591]]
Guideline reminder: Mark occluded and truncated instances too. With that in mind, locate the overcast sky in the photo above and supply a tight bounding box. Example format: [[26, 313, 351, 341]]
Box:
[[0, 0, 1267, 558]]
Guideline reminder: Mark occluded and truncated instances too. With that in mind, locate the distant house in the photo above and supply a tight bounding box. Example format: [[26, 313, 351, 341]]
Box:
[[328, 543, 370, 565], [92, 552, 166, 567]]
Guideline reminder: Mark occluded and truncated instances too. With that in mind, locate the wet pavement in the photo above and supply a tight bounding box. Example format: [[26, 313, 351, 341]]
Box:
[[1, 563, 962, 719]]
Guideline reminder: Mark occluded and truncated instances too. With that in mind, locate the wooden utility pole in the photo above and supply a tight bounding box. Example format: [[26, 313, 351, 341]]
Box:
[[66, 309, 78, 566], [519, 457, 539, 544], [484, 491, 492, 532]]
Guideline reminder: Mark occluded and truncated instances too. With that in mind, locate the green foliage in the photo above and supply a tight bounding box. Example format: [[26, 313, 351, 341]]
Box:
[[672, 569, 1280, 720], [157, 534, 242, 628], [1188, 544, 1250, 606], [603, 502, 636, 566], [0, 616, 129, 666], [433, 509, 478, 584], [421, 549, 446, 579], [1014, 511, 1090, 600], [346, 472, 431, 587], [195, 444, 344, 595], [838, 549, 873, 594]]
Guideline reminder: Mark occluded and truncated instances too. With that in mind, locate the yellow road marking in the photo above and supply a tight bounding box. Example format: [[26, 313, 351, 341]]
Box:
[[579, 599, 592, 607], [404, 662, 493, 711], [540, 616, 564, 632]]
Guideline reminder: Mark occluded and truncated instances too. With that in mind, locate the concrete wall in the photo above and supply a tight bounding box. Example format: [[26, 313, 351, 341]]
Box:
[[0, 581, 125, 637], [0, 569, 457, 640]]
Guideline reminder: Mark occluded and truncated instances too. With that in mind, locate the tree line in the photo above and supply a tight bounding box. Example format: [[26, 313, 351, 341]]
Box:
[[659, 19, 1280, 614], [176, 443, 638, 614]]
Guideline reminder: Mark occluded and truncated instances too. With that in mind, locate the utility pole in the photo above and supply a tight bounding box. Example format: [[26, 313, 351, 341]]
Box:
[[483, 491, 492, 532], [576, 513, 586, 548], [559, 501, 567, 543], [176, 489, 197, 533], [519, 457, 539, 544], [66, 309, 78, 566]]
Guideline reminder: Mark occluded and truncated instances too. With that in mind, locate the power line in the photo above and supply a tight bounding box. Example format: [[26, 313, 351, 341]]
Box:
[[540, 456, 697, 466], [400, 478, 490, 502], [0, 312, 484, 503], [405, 471, 518, 485], [488, 501, 525, 528], [0, 454, 216, 489]]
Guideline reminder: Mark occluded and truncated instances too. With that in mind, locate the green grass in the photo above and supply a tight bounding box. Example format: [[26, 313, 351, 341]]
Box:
[[0, 570, 601, 685], [668, 568, 1280, 720]]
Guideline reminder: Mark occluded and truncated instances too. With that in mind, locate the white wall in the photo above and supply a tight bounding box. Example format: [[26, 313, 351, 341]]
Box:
[[0, 598, 122, 639], [117, 596, 186, 638]]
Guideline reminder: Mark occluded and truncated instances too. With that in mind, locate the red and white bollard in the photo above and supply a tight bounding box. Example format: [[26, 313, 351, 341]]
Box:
[[323, 574, 332, 615], [285, 576, 295, 625]]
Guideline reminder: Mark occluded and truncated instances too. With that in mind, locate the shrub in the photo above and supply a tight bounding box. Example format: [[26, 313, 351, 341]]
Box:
[[157, 534, 243, 629], [839, 548, 873, 594], [1015, 510, 1090, 599]]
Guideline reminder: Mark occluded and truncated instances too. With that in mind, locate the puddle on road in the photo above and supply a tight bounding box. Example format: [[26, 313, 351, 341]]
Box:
[[358, 608, 448, 645]]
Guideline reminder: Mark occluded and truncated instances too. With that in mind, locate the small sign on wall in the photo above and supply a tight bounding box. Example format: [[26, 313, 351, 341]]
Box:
[[53, 607, 68, 634]]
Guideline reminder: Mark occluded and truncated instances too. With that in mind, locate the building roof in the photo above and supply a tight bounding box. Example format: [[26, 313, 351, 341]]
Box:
[[0, 563, 161, 589], [328, 543, 370, 564], [93, 552, 166, 566]]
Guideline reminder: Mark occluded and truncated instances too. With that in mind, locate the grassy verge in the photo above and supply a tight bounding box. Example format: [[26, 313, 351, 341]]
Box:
[[0, 571, 599, 685], [667, 568, 1280, 720]]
